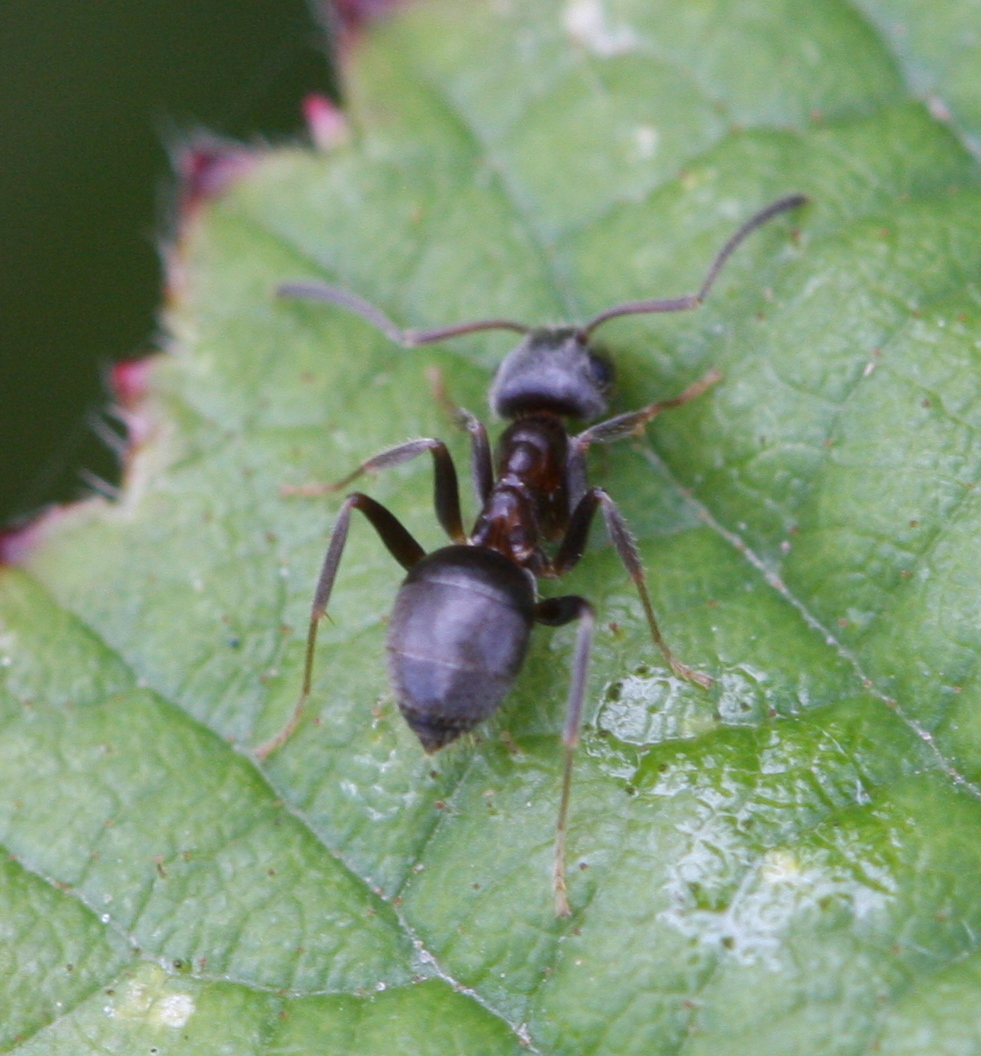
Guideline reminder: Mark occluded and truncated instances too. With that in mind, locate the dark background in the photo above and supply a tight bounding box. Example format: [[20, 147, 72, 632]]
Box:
[[0, 0, 336, 528]]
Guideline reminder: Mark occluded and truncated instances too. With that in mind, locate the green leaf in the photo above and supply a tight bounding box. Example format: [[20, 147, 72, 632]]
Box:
[[4, 0, 981, 1052], [857, 0, 981, 152]]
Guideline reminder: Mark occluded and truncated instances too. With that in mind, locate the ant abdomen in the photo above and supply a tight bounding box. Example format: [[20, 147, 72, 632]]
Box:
[[387, 546, 535, 752]]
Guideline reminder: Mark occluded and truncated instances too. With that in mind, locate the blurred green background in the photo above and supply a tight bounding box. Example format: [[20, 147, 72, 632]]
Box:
[[0, 0, 334, 528]]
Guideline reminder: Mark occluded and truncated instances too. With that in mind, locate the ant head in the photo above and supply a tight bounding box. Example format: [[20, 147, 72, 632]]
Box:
[[489, 327, 613, 421]]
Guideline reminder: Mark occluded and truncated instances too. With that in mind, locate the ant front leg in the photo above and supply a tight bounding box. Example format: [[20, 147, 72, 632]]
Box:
[[571, 368, 721, 462], [536, 594, 595, 917], [553, 487, 713, 691], [255, 494, 426, 760], [426, 366, 494, 506], [565, 369, 721, 507]]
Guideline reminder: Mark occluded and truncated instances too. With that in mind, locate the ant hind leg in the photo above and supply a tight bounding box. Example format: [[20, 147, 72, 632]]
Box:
[[536, 594, 595, 917]]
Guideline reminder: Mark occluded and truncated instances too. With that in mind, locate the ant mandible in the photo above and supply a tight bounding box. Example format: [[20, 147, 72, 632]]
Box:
[[260, 194, 806, 916]]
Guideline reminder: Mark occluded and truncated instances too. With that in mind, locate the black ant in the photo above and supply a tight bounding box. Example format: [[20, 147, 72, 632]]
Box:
[[260, 194, 806, 915]]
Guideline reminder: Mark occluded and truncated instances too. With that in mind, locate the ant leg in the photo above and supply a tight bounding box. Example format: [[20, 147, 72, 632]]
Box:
[[553, 487, 713, 690], [580, 194, 807, 335], [571, 369, 721, 460], [536, 594, 595, 917], [255, 493, 425, 760], [282, 437, 466, 544], [427, 367, 494, 505], [456, 409, 494, 507], [566, 369, 720, 507], [600, 489, 713, 689]]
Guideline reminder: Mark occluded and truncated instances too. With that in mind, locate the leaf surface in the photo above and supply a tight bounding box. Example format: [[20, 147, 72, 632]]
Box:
[[4, 1, 981, 1052]]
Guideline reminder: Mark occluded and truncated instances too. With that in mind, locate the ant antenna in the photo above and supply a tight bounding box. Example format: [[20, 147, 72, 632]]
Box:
[[277, 281, 530, 347], [279, 194, 805, 349], [579, 194, 807, 337]]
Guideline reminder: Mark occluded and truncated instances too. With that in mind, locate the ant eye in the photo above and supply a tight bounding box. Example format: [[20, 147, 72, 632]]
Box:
[[588, 351, 614, 393]]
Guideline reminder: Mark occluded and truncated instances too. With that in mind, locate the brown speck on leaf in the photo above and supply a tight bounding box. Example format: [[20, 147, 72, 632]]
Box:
[[500, 729, 521, 755]]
